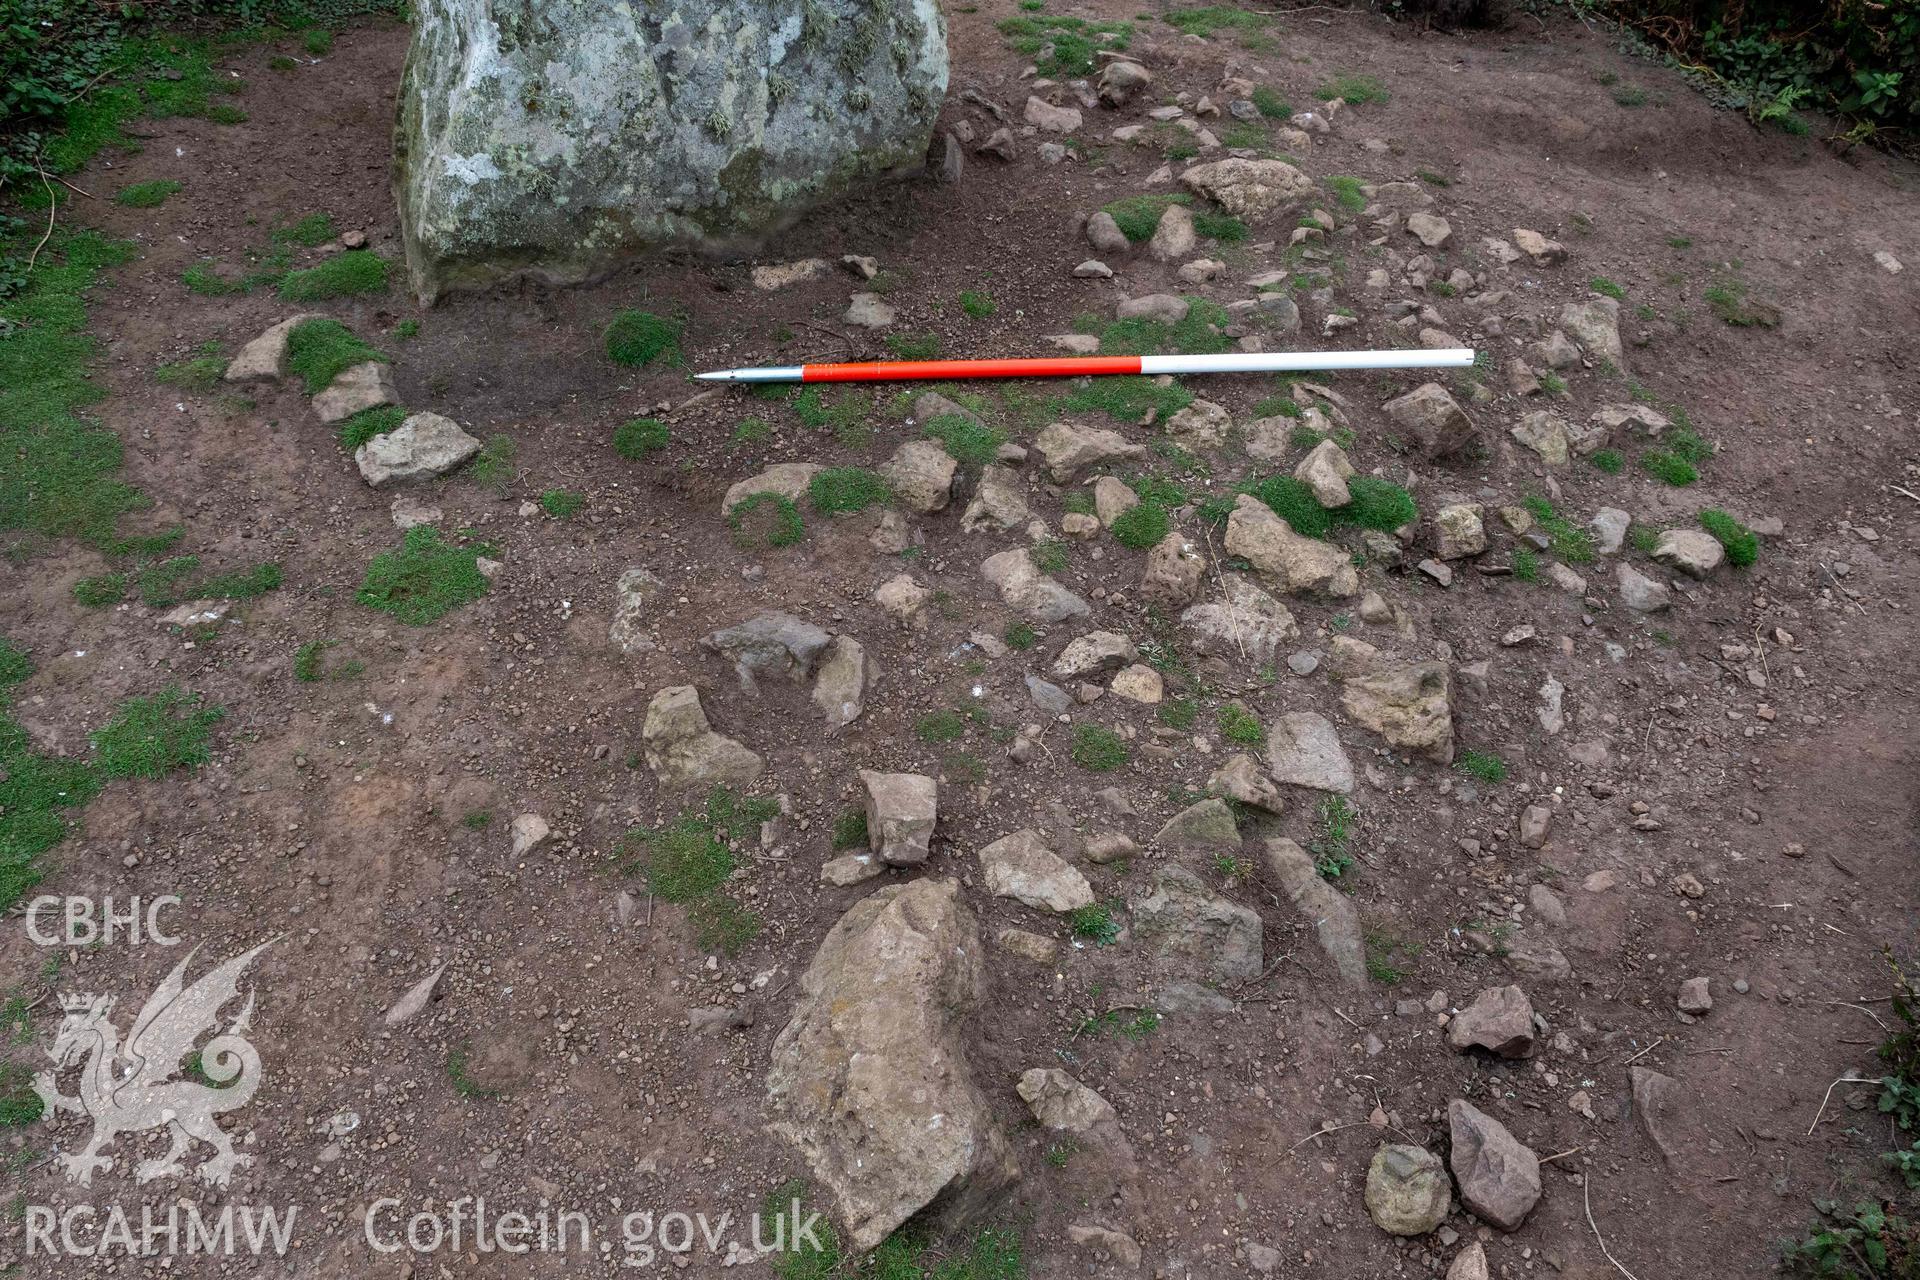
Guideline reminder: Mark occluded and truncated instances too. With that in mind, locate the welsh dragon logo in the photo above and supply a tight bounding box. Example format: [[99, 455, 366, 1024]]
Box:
[[33, 940, 275, 1187]]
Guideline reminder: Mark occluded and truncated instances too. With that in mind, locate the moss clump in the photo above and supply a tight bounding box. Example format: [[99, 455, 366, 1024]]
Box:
[[277, 250, 390, 301], [1080, 296, 1234, 357], [338, 404, 405, 451], [1233, 474, 1415, 540], [613, 417, 669, 459], [1100, 192, 1193, 243], [1700, 509, 1758, 567], [808, 468, 890, 514], [605, 310, 683, 366], [540, 489, 584, 519], [73, 573, 126, 606], [1070, 724, 1130, 772], [285, 319, 385, 395], [728, 494, 805, 548], [115, 180, 181, 208], [1055, 375, 1192, 423], [1217, 703, 1265, 745], [356, 527, 492, 625], [922, 413, 1005, 467], [997, 14, 1132, 77], [1110, 502, 1170, 550]]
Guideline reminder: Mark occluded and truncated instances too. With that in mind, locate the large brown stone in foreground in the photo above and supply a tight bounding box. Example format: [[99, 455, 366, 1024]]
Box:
[[767, 880, 1018, 1251]]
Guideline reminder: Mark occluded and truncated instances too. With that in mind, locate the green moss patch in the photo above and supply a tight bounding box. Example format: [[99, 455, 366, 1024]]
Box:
[[277, 250, 390, 301], [605, 310, 684, 366], [357, 527, 492, 625], [285, 319, 385, 395]]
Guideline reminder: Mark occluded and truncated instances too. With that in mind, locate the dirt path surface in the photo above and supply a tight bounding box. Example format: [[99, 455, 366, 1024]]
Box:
[[4, 6, 1918, 1279]]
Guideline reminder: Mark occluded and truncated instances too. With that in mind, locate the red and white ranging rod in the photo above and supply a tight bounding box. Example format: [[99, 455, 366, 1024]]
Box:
[[694, 348, 1478, 384]]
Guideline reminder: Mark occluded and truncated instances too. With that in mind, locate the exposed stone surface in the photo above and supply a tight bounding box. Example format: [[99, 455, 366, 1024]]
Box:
[[1512, 228, 1567, 264], [1109, 664, 1164, 703], [1653, 529, 1724, 578], [508, 813, 550, 857], [609, 567, 665, 654], [1035, 422, 1146, 480], [860, 770, 938, 866], [767, 879, 1016, 1253], [1017, 1068, 1117, 1133], [1678, 976, 1713, 1015], [1560, 297, 1624, 367], [1152, 798, 1241, 852], [1432, 503, 1487, 559], [812, 635, 868, 728], [1131, 865, 1262, 983], [722, 462, 821, 515], [1264, 837, 1366, 986], [703, 611, 831, 689], [224, 313, 322, 382], [1052, 631, 1138, 679], [1382, 383, 1475, 460], [1181, 574, 1301, 663], [1404, 212, 1453, 248], [1510, 410, 1572, 466], [1179, 157, 1314, 219], [1209, 754, 1284, 813], [1341, 661, 1455, 763], [978, 829, 1093, 913], [1265, 711, 1354, 794], [1448, 986, 1536, 1058], [395, 0, 949, 300], [353, 411, 482, 487], [1447, 1100, 1541, 1231], [641, 686, 763, 789], [981, 549, 1092, 622], [312, 362, 398, 425], [1365, 1144, 1451, 1236], [1147, 203, 1198, 262], [1141, 530, 1206, 607], [880, 440, 958, 514], [1294, 439, 1355, 507], [961, 466, 1030, 532], [1617, 562, 1672, 612], [1225, 495, 1359, 598]]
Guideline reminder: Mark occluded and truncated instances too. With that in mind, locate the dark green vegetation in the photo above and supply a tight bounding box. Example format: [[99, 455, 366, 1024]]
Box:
[[613, 416, 669, 460], [923, 413, 1005, 467], [1100, 192, 1193, 243], [914, 710, 968, 744], [1068, 902, 1120, 945], [604, 309, 683, 366], [1521, 495, 1596, 563], [445, 1042, 499, 1100], [1318, 73, 1388, 105], [1705, 267, 1780, 327], [729, 494, 805, 548], [1700, 509, 1759, 567], [1641, 418, 1713, 487], [995, 13, 1131, 77], [809, 468, 891, 515], [540, 489, 584, 519], [1028, 539, 1069, 574], [71, 553, 282, 610], [356, 527, 493, 625], [1605, 0, 1915, 142], [1216, 703, 1264, 746], [155, 346, 225, 392], [830, 808, 868, 852], [1590, 448, 1625, 474], [1511, 548, 1539, 582], [1110, 502, 1170, 551], [1217, 474, 1415, 540], [616, 788, 778, 954], [1078, 296, 1232, 358], [765, 1181, 1028, 1280], [1251, 86, 1291, 118], [1311, 795, 1357, 882], [337, 404, 404, 451], [277, 248, 388, 301], [463, 434, 517, 490], [958, 289, 995, 319], [285, 318, 384, 394], [1003, 620, 1038, 651], [886, 333, 941, 360], [0, 640, 222, 913], [1070, 723, 1129, 772], [1456, 750, 1508, 784], [114, 179, 180, 208]]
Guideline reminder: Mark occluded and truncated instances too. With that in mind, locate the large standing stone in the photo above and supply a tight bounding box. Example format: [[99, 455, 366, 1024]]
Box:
[[1340, 661, 1454, 764], [978, 830, 1092, 913], [1294, 439, 1355, 507], [1365, 1144, 1451, 1236], [395, 0, 950, 300], [1131, 865, 1261, 983], [1447, 1100, 1541, 1231], [860, 770, 937, 866], [353, 412, 483, 487], [767, 880, 1017, 1252], [642, 686, 764, 788]]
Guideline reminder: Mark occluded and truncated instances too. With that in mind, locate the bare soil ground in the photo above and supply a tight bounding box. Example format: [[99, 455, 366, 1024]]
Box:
[[4, 4, 1920, 1278]]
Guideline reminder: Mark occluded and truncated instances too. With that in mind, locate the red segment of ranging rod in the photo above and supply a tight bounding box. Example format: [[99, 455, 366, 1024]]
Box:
[[802, 356, 1142, 382]]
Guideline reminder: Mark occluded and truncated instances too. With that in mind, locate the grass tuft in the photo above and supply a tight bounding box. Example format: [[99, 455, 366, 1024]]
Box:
[[91, 686, 222, 780], [356, 527, 492, 625], [338, 404, 405, 451], [1456, 749, 1508, 783], [115, 180, 181, 208], [1070, 723, 1129, 772], [729, 494, 806, 548], [1521, 495, 1596, 563], [1700, 509, 1758, 567], [613, 417, 669, 460], [285, 319, 385, 395], [1319, 73, 1388, 104], [809, 468, 890, 515], [1110, 502, 1170, 550], [605, 310, 684, 366], [923, 413, 1005, 467], [277, 250, 389, 302]]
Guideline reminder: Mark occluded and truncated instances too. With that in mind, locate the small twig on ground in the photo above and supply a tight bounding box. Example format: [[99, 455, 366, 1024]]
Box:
[[1806, 1075, 1880, 1136], [1890, 485, 1920, 505], [1822, 999, 1891, 1034], [1540, 1145, 1584, 1164], [27, 163, 57, 271], [1821, 562, 1868, 614], [666, 388, 722, 417], [1622, 1037, 1665, 1066], [55, 176, 94, 199], [1328, 1005, 1363, 1031], [1584, 1178, 1645, 1280], [797, 320, 855, 346], [1286, 1120, 1367, 1153]]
